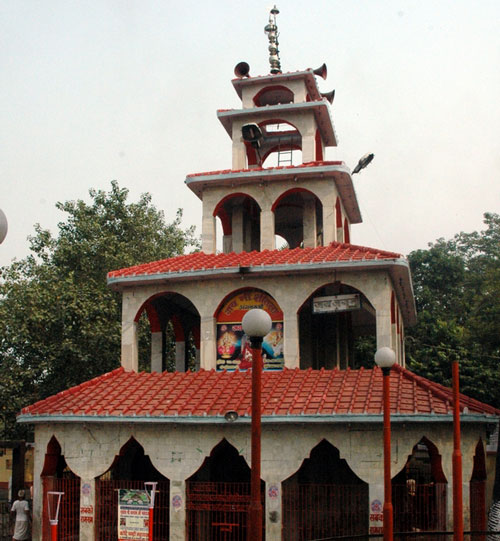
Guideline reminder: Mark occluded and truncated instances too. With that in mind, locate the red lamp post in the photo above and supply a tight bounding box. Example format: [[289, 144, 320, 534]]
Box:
[[375, 346, 396, 541], [242, 308, 272, 541], [452, 358, 464, 540]]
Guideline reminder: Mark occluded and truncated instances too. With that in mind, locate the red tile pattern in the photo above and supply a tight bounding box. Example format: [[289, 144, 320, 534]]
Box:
[[21, 364, 499, 419], [108, 242, 402, 279]]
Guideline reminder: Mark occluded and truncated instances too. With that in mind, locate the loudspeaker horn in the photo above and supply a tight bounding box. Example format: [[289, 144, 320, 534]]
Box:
[[321, 90, 335, 104], [313, 63, 327, 80], [234, 62, 250, 78]]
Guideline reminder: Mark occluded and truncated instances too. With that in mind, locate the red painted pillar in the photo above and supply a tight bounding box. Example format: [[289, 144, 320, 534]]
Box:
[[248, 336, 263, 541], [452, 359, 464, 541], [50, 522, 58, 541], [382, 367, 394, 541]]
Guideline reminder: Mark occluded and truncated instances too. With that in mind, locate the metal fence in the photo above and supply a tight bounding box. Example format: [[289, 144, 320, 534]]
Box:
[[0, 501, 10, 541], [96, 479, 170, 541], [42, 477, 80, 540], [186, 481, 265, 541], [282, 483, 369, 540]]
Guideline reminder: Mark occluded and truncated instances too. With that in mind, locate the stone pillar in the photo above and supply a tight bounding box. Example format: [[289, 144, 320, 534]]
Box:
[[175, 341, 186, 372], [375, 298, 393, 351], [232, 206, 244, 253], [283, 310, 300, 369], [201, 209, 216, 254], [232, 121, 246, 170], [79, 479, 96, 541], [323, 202, 336, 245], [265, 481, 282, 541], [169, 479, 187, 541], [260, 209, 275, 251], [302, 197, 317, 248], [151, 331, 163, 373], [200, 316, 216, 370], [121, 320, 138, 372], [222, 234, 232, 254], [301, 130, 316, 163], [368, 483, 384, 536]]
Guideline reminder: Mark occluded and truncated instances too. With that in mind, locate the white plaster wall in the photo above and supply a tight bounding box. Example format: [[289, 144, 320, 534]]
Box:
[[31, 421, 488, 540]]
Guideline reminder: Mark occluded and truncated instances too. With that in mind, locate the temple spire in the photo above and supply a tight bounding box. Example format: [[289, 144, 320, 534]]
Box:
[[264, 5, 281, 74]]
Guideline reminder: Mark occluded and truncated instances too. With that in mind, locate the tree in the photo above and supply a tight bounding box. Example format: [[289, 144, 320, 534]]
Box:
[[0, 181, 198, 438], [406, 212, 500, 407]]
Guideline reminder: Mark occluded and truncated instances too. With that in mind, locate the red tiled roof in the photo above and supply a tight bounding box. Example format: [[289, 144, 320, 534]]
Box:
[[185, 160, 343, 178], [107, 242, 402, 279], [20, 365, 499, 421]]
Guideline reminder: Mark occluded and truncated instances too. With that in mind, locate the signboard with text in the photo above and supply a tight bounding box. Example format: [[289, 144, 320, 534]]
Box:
[[313, 294, 361, 314], [118, 489, 150, 540]]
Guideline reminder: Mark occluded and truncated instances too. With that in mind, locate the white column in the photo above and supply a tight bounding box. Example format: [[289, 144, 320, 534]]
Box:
[[121, 319, 138, 372], [151, 331, 163, 373], [368, 483, 384, 536], [283, 310, 300, 369], [303, 198, 317, 248], [169, 480, 187, 541], [260, 208, 275, 251], [175, 341, 186, 372], [79, 479, 96, 541], [232, 206, 244, 253], [265, 481, 282, 541], [200, 316, 217, 370], [201, 209, 216, 254]]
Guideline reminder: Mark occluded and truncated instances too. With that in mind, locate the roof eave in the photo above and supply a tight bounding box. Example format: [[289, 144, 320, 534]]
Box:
[[17, 413, 499, 425], [185, 164, 362, 224]]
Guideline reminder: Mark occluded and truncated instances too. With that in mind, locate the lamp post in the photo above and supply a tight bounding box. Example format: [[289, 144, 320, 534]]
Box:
[[375, 346, 396, 541], [242, 308, 272, 541], [0, 208, 7, 244], [452, 357, 463, 540]]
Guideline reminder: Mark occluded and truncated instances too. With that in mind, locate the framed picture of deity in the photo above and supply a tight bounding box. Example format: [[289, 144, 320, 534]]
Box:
[[216, 289, 284, 371]]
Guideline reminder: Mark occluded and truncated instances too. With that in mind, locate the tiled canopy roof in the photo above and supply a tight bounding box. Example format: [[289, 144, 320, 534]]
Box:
[[19, 365, 499, 422], [107, 242, 402, 279]]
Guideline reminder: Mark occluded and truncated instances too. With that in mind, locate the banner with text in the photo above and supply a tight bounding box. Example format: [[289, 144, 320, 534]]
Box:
[[118, 489, 150, 540]]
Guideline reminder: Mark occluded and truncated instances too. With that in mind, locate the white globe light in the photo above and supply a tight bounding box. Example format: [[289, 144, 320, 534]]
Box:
[[374, 347, 396, 369], [0, 208, 7, 244], [242, 308, 272, 338]]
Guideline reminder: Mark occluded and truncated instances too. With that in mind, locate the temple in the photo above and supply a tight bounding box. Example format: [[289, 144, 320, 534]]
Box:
[[18, 7, 498, 540]]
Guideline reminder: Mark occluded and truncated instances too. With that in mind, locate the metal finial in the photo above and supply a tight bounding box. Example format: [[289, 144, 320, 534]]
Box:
[[264, 5, 281, 74]]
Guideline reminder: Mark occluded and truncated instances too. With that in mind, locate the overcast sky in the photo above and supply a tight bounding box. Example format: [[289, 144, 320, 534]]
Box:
[[1, 0, 499, 268]]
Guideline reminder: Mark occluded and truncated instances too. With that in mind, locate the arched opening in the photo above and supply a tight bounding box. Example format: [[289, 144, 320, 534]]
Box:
[[253, 85, 294, 106], [215, 288, 284, 370], [392, 437, 447, 533], [298, 282, 376, 369], [272, 188, 323, 249], [137, 293, 200, 373], [96, 438, 170, 541], [41, 436, 80, 540], [256, 120, 302, 168], [186, 439, 264, 540], [470, 439, 487, 536], [282, 439, 369, 539], [213, 193, 261, 253]]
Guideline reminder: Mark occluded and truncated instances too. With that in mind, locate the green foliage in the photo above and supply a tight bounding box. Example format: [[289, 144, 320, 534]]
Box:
[[406, 213, 500, 407], [0, 181, 198, 438]]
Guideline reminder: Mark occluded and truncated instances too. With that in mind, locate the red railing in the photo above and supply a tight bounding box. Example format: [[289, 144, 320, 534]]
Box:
[[42, 477, 80, 540], [186, 481, 264, 541], [470, 480, 486, 541], [96, 479, 169, 541], [392, 482, 447, 535], [282, 483, 369, 540]]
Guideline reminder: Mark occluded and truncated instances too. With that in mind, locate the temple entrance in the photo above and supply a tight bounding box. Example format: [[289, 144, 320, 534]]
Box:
[[186, 439, 265, 541], [41, 437, 80, 540], [392, 437, 447, 534], [298, 282, 376, 369], [96, 438, 169, 540], [282, 439, 369, 540]]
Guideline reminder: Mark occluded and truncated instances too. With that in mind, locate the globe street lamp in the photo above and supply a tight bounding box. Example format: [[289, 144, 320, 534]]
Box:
[[0, 208, 7, 244], [375, 346, 396, 541], [242, 308, 272, 541]]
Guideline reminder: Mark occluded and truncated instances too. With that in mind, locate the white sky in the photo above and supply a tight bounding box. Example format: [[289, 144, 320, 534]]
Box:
[[1, 0, 499, 268]]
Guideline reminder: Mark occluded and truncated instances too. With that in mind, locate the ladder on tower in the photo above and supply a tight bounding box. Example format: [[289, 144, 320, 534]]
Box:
[[277, 132, 293, 166]]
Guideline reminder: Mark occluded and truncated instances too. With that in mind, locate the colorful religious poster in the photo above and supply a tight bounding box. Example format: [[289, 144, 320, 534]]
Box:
[[118, 489, 150, 540], [216, 290, 284, 371]]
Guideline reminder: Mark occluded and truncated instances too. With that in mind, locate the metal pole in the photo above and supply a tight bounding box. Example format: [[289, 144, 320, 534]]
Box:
[[50, 521, 58, 541], [382, 367, 393, 541], [248, 336, 263, 541], [452, 359, 464, 540]]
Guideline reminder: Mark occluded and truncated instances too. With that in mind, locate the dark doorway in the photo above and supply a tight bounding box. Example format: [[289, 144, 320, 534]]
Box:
[[96, 438, 169, 540], [186, 439, 265, 541], [282, 439, 369, 540]]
